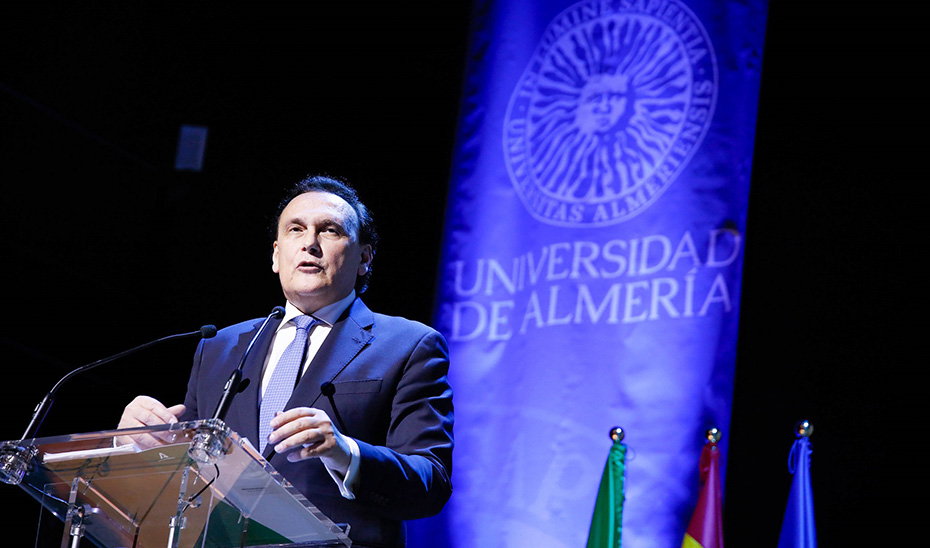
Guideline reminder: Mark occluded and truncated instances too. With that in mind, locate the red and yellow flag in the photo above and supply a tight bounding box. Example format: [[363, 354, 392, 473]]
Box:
[[682, 438, 724, 548]]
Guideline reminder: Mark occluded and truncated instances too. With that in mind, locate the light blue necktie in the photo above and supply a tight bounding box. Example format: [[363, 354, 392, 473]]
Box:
[[259, 315, 318, 453]]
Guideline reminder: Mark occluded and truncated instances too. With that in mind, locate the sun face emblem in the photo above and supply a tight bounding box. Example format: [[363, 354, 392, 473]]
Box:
[[505, 0, 717, 226]]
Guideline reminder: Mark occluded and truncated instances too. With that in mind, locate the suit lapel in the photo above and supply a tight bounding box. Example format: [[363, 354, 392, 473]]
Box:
[[287, 298, 375, 413]]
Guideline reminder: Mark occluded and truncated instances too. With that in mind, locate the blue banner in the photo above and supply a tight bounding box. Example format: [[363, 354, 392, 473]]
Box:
[[422, 1, 768, 546]]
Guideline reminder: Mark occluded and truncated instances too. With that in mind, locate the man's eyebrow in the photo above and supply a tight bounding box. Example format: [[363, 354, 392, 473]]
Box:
[[282, 216, 306, 226], [318, 217, 346, 228]]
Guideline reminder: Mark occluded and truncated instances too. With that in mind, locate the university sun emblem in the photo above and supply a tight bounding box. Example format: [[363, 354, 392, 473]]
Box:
[[504, 0, 718, 226]]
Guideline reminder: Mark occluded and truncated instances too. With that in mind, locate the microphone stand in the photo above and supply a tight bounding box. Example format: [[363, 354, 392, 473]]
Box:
[[189, 306, 284, 465]]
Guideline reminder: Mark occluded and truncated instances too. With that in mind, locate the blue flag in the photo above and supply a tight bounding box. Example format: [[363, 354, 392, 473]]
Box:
[[777, 436, 816, 548], [415, 1, 769, 546]]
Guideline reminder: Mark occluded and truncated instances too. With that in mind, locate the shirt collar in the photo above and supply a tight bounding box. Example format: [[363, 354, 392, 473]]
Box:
[[281, 290, 356, 328]]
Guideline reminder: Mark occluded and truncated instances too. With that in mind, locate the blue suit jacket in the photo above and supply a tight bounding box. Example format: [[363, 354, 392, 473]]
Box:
[[179, 298, 453, 548]]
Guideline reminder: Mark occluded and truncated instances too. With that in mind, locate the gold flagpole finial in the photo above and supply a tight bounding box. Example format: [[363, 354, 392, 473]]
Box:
[[795, 420, 814, 438], [609, 426, 625, 442]]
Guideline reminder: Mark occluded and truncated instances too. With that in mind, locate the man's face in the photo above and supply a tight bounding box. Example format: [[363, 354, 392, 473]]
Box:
[[272, 191, 372, 313]]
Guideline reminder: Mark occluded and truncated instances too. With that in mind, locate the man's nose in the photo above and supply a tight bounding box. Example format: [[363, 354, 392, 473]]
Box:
[[302, 232, 322, 254]]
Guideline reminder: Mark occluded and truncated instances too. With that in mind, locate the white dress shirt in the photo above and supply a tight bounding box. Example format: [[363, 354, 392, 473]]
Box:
[[260, 290, 361, 499]]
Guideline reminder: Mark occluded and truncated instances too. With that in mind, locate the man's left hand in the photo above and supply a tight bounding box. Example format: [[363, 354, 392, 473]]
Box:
[[267, 407, 352, 474]]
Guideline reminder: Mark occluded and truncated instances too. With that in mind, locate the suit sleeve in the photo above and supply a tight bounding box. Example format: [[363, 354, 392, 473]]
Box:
[[352, 329, 454, 520], [177, 338, 205, 422]]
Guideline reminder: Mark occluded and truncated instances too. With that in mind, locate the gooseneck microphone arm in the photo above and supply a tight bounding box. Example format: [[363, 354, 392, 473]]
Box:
[[212, 306, 285, 422], [19, 325, 218, 442]]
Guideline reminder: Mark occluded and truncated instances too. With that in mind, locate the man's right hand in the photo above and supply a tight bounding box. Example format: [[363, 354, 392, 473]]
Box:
[[115, 395, 186, 448]]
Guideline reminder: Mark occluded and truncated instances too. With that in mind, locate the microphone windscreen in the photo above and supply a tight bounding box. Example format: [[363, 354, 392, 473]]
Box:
[[200, 325, 218, 339], [271, 306, 286, 318]]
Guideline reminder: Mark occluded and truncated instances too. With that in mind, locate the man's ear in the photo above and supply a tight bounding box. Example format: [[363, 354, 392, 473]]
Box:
[[272, 241, 280, 273], [358, 244, 373, 275]]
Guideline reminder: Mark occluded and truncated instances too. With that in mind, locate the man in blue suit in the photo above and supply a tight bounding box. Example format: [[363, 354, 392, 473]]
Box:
[[118, 175, 453, 548]]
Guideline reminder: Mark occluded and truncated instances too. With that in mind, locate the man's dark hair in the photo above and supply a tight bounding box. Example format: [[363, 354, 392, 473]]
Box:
[[272, 174, 379, 293]]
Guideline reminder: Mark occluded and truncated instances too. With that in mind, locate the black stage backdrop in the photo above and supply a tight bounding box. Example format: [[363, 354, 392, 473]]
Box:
[[1, 3, 912, 546]]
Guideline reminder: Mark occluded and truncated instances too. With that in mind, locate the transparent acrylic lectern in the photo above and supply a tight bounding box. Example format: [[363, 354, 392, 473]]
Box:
[[0, 419, 352, 548]]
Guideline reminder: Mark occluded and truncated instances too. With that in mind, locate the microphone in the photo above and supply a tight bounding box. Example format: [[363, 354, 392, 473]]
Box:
[[212, 306, 285, 422], [19, 325, 218, 443], [319, 382, 347, 432], [192, 307, 284, 465], [2, 324, 216, 485]]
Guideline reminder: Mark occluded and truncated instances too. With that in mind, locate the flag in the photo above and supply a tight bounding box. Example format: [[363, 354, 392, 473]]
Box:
[[586, 430, 628, 548], [682, 438, 723, 548], [413, 0, 769, 546], [777, 433, 816, 548]]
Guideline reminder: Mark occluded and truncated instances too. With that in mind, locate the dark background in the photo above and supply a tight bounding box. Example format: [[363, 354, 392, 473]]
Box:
[[1, 2, 911, 546]]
